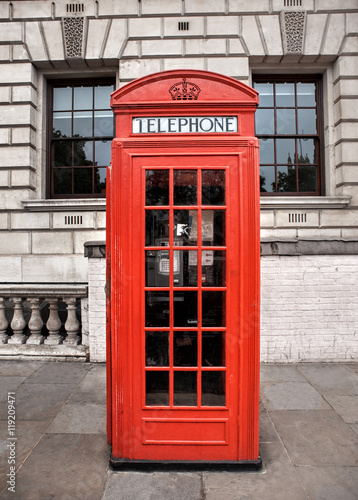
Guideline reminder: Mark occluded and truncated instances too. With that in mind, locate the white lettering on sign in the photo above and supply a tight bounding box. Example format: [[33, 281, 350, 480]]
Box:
[[132, 116, 238, 134]]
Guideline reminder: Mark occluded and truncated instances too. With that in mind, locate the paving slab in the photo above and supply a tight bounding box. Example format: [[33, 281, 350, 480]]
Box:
[[24, 361, 90, 385], [261, 381, 330, 411], [297, 364, 358, 396], [324, 395, 358, 424], [296, 465, 358, 500], [259, 407, 280, 443], [260, 364, 306, 383], [0, 361, 43, 377], [46, 403, 107, 434], [0, 433, 109, 500], [68, 364, 106, 405], [203, 443, 307, 500], [0, 382, 76, 421], [269, 410, 358, 466], [0, 377, 27, 403], [103, 471, 203, 500]]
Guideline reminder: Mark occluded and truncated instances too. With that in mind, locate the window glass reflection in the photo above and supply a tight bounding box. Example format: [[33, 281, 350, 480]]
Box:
[[145, 170, 169, 206], [202, 332, 225, 367], [201, 372, 225, 406], [174, 332, 197, 366], [277, 165, 296, 192], [174, 210, 197, 246], [174, 170, 197, 205], [260, 166, 275, 193], [174, 372, 197, 406], [276, 109, 296, 135], [94, 110, 114, 137], [74, 86, 93, 110], [73, 111, 92, 137], [298, 139, 316, 164], [298, 165, 317, 192], [202, 210, 225, 246], [259, 139, 274, 164], [53, 169, 72, 195], [95, 140, 111, 166], [202, 170, 225, 205], [145, 210, 169, 246], [174, 291, 197, 327], [53, 112, 71, 137], [297, 109, 317, 135], [94, 85, 114, 109], [202, 291, 226, 327], [297, 83, 316, 107], [74, 140, 93, 166], [254, 83, 274, 107], [94, 168, 106, 194], [276, 138, 295, 164], [145, 332, 169, 366], [53, 141, 72, 167], [146, 371, 169, 406], [74, 168, 93, 194], [255, 109, 274, 135], [145, 291, 170, 327], [276, 83, 295, 107], [53, 87, 72, 111]]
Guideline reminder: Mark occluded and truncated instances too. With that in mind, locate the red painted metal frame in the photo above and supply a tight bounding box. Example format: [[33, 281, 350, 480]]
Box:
[[107, 70, 260, 464]]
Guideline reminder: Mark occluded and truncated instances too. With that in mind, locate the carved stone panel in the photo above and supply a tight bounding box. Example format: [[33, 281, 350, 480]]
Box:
[[63, 17, 84, 58], [281, 11, 306, 54]]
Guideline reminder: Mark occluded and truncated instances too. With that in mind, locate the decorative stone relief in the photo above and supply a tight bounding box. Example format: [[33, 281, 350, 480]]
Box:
[[281, 11, 306, 54], [63, 17, 84, 58]]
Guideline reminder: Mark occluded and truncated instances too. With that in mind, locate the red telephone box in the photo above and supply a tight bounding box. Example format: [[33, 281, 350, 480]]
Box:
[[107, 70, 260, 469]]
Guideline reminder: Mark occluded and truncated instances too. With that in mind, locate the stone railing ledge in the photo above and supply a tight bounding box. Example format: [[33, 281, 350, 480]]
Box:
[[0, 283, 88, 298]]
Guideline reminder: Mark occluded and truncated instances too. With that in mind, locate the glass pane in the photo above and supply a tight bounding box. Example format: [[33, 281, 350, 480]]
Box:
[[73, 111, 93, 137], [94, 168, 106, 194], [202, 291, 226, 327], [74, 86, 93, 110], [145, 332, 169, 366], [297, 109, 317, 135], [297, 83, 316, 107], [145, 250, 170, 287], [174, 170, 197, 205], [94, 110, 114, 137], [74, 168, 93, 194], [53, 168, 72, 195], [297, 138, 316, 164], [74, 140, 93, 166], [53, 112, 71, 137], [95, 140, 111, 166], [174, 210, 197, 246], [202, 250, 225, 287], [276, 138, 295, 164], [255, 108, 275, 135], [145, 291, 169, 327], [202, 332, 225, 367], [146, 371, 169, 406], [201, 372, 225, 406], [145, 210, 169, 246], [260, 166, 275, 193], [276, 109, 296, 135], [255, 83, 274, 107], [174, 291, 197, 327], [298, 165, 317, 192], [276, 83, 295, 107], [94, 85, 114, 110], [174, 332, 197, 367], [202, 170, 225, 205], [53, 141, 72, 167], [174, 372, 197, 406], [202, 210, 225, 246], [277, 165, 297, 192], [145, 170, 169, 206], [53, 87, 72, 111], [259, 139, 274, 164], [174, 250, 197, 287]]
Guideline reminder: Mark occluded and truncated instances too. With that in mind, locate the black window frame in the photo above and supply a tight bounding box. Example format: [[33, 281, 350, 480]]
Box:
[[47, 78, 115, 199], [253, 75, 324, 196]]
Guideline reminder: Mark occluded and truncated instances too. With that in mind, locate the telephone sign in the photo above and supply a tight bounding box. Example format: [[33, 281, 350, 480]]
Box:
[[107, 70, 261, 469]]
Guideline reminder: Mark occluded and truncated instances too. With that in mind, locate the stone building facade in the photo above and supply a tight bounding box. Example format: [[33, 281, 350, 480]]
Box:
[[0, 0, 357, 362]]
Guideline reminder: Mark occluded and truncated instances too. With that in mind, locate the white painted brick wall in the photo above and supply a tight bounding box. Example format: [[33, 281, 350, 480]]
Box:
[[88, 254, 358, 363]]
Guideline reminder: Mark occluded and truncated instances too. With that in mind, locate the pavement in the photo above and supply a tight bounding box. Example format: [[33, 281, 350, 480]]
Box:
[[0, 361, 357, 500]]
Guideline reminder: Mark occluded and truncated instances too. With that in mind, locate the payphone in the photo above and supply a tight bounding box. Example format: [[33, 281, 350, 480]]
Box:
[[107, 70, 260, 468]]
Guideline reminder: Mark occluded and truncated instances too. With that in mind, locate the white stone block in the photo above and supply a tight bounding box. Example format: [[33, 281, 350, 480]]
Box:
[[333, 79, 358, 100], [258, 15, 282, 56], [74, 230, 106, 254], [163, 17, 205, 38], [334, 99, 358, 123], [335, 122, 358, 142], [11, 127, 35, 145], [333, 56, 358, 81], [121, 41, 140, 58], [347, 13, 358, 35], [11, 168, 36, 188], [0, 129, 10, 144], [297, 228, 341, 239], [53, 212, 95, 230], [0, 87, 10, 103], [0, 22, 23, 42], [96, 212, 106, 229], [0, 45, 10, 61], [0, 169, 9, 187], [260, 228, 297, 239], [0, 146, 36, 168], [322, 14, 345, 55], [163, 57, 206, 71], [320, 209, 358, 227], [32, 231, 74, 254], [228, 38, 246, 56], [142, 0, 181, 14], [207, 57, 249, 78], [86, 19, 109, 60], [342, 36, 358, 54], [25, 21, 48, 62], [229, 0, 270, 13], [260, 211, 274, 228], [185, 38, 226, 56], [206, 16, 239, 36], [12, 86, 37, 104], [103, 19, 127, 61], [0, 213, 7, 229], [11, 212, 50, 230], [119, 59, 161, 80], [12, 1, 52, 19], [129, 17, 161, 38], [184, 0, 225, 13], [22, 254, 88, 282], [0, 257, 22, 281], [0, 231, 30, 254], [0, 63, 36, 85], [42, 21, 65, 61], [0, 105, 36, 127], [304, 14, 327, 56], [95, 0, 138, 16], [342, 228, 358, 239], [13, 45, 30, 62], [335, 140, 358, 164], [141, 39, 183, 57], [241, 16, 265, 56], [276, 211, 319, 228], [316, 0, 358, 11], [336, 184, 358, 206], [0, 190, 28, 210]]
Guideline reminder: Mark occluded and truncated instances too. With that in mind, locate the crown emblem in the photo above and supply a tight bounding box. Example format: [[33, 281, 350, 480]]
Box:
[[169, 78, 201, 100]]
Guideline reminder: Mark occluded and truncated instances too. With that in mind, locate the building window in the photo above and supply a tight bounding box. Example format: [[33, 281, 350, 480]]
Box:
[[48, 79, 115, 198], [253, 76, 323, 195]]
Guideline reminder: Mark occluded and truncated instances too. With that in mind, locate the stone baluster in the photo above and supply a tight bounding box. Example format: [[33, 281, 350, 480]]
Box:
[[64, 298, 80, 345], [26, 298, 44, 345], [0, 297, 9, 344], [44, 298, 63, 345], [8, 297, 27, 344]]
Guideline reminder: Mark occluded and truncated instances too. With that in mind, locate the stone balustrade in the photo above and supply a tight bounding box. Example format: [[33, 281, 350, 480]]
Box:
[[0, 284, 88, 360]]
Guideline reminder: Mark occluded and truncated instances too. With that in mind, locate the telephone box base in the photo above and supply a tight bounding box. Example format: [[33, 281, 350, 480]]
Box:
[[109, 455, 262, 472]]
